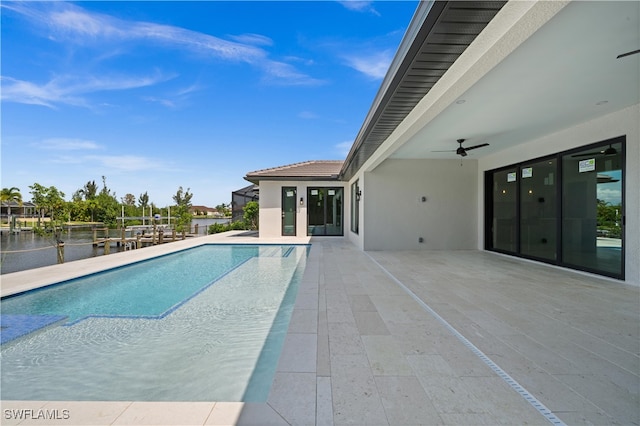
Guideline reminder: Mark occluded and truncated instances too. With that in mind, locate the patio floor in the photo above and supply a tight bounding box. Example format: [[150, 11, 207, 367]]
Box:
[[1, 235, 638, 425]]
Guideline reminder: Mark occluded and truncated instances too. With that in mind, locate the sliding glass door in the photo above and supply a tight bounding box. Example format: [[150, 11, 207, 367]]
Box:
[[491, 168, 518, 253], [520, 158, 557, 261], [486, 136, 625, 279]]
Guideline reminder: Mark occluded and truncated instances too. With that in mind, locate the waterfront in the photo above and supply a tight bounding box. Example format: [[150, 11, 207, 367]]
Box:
[[0, 218, 229, 275]]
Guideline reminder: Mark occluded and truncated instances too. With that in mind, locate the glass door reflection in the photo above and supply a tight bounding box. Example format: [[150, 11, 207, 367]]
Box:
[[562, 141, 624, 277]]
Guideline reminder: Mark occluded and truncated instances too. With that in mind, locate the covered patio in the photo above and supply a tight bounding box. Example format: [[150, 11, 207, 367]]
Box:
[[266, 238, 639, 425]]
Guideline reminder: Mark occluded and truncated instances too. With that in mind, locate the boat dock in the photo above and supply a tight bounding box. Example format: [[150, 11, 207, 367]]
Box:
[[90, 225, 193, 253]]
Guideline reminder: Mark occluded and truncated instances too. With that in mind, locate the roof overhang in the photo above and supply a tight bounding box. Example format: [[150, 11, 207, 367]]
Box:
[[340, 0, 507, 181], [340, 0, 639, 180], [244, 175, 340, 185], [245, 160, 343, 185]]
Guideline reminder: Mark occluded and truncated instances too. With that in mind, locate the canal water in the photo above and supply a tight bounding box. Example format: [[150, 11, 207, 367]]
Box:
[[0, 218, 229, 275]]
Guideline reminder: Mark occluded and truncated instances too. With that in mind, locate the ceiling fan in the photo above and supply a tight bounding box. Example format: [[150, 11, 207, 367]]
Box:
[[433, 139, 489, 157], [571, 144, 617, 157]]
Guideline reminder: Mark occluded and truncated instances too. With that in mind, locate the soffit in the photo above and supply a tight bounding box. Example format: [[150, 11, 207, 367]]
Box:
[[340, 1, 507, 181], [387, 1, 639, 160]]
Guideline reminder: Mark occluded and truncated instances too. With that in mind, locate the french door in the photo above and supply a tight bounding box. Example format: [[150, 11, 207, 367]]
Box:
[[281, 187, 296, 236], [307, 187, 343, 236]]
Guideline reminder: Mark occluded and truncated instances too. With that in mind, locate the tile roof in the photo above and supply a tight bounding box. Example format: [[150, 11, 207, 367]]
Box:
[[245, 160, 343, 184], [232, 184, 259, 196]]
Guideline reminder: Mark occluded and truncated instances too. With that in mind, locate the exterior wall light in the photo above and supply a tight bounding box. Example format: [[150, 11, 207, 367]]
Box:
[[356, 190, 362, 202], [299, 197, 304, 206]]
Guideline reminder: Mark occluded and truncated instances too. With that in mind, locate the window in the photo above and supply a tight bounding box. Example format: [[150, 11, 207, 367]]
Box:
[[351, 181, 359, 234]]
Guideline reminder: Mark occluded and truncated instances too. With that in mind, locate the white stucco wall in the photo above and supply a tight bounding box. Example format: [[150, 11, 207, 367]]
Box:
[[477, 104, 640, 285], [257, 180, 347, 239], [361, 159, 478, 251]]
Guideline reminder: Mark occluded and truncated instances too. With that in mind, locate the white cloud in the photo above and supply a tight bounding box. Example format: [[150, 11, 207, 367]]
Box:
[[229, 33, 274, 47], [261, 61, 326, 86], [142, 96, 177, 109], [597, 187, 622, 205], [37, 138, 103, 150], [4, 2, 321, 87], [338, 1, 380, 16], [342, 49, 394, 80], [335, 140, 353, 157], [299, 111, 319, 119], [1, 73, 172, 109]]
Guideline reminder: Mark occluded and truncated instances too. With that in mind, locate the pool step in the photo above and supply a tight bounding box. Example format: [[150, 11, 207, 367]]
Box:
[[0, 314, 68, 345]]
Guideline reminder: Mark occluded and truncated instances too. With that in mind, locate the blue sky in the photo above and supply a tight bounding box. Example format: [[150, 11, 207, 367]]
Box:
[[1, 1, 418, 207]]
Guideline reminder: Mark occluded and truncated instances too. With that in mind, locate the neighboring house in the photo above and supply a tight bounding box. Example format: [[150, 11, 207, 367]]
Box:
[[231, 184, 259, 223], [245, 1, 639, 285], [0, 201, 37, 218], [189, 205, 219, 217]]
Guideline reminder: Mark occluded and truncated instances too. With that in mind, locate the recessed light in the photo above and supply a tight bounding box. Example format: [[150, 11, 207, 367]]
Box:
[[455, 99, 466, 104], [596, 100, 608, 105]]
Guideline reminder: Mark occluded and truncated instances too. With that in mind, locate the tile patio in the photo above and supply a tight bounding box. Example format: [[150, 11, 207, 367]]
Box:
[[1, 233, 638, 425]]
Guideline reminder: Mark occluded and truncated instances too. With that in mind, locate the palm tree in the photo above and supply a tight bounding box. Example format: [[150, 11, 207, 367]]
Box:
[[1, 187, 23, 218]]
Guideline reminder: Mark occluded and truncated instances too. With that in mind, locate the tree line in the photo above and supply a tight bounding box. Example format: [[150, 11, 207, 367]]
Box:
[[3, 177, 195, 232], [2, 177, 258, 234]]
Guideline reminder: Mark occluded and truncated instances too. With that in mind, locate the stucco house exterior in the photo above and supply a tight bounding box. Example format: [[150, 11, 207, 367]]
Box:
[[245, 161, 344, 238], [245, 0, 639, 285]]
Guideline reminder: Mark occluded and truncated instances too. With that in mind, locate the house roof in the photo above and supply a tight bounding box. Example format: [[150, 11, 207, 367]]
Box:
[[245, 160, 343, 184], [340, 0, 506, 181], [232, 184, 259, 196], [1, 201, 36, 207], [190, 205, 216, 212]]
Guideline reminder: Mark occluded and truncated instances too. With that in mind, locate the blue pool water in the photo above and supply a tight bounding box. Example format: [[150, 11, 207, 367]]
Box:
[[2, 245, 292, 324], [0, 244, 308, 402]]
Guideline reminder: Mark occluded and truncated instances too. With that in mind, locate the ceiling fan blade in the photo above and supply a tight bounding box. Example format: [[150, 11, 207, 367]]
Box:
[[571, 146, 617, 157], [572, 151, 603, 157], [463, 143, 489, 151]]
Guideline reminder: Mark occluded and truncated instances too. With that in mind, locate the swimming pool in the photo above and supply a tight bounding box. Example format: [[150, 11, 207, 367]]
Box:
[[0, 244, 308, 402]]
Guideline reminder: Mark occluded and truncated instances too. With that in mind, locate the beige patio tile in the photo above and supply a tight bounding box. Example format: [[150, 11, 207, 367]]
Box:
[[361, 335, 413, 376], [375, 376, 443, 425], [204, 402, 288, 426], [112, 402, 214, 425], [266, 372, 316, 425], [287, 308, 318, 334], [276, 333, 317, 373], [353, 311, 390, 336]]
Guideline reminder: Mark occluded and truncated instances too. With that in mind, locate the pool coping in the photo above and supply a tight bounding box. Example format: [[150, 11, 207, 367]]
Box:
[[1, 231, 317, 425]]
